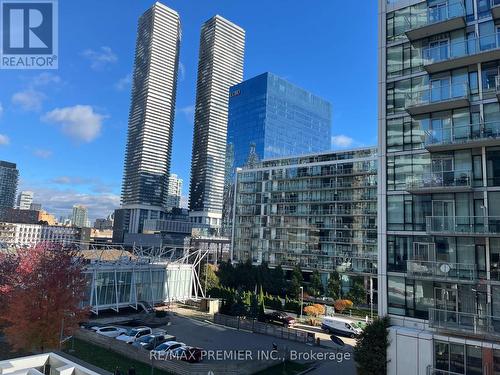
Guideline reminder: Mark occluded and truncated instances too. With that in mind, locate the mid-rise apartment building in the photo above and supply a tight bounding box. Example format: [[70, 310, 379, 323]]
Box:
[[167, 173, 183, 209], [16, 191, 33, 210], [379, 0, 500, 373], [232, 148, 377, 294]]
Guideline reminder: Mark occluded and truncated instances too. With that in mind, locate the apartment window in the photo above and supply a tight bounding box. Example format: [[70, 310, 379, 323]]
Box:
[[487, 147, 500, 186], [388, 276, 406, 315]]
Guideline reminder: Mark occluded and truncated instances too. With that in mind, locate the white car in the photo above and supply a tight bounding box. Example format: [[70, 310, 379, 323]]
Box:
[[151, 341, 186, 356], [116, 326, 152, 344], [94, 326, 127, 338]]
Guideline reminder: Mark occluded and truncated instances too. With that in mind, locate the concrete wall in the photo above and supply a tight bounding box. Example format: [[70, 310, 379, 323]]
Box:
[[387, 326, 433, 375]]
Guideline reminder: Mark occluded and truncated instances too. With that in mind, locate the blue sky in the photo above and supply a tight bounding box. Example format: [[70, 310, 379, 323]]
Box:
[[0, 0, 378, 220]]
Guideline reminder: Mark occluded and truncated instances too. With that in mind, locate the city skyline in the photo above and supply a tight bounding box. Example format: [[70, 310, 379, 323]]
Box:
[[0, 1, 377, 220]]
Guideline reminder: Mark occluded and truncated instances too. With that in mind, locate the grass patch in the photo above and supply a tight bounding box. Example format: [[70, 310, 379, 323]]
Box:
[[64, 338, 172, 375], [253, 361, 311, 375]]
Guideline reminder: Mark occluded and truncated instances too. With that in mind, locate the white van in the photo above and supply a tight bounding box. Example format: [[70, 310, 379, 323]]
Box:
[[321, 317, 362, 338]]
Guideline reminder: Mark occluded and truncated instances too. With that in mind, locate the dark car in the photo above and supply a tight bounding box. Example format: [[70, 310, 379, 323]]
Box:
[[170, 346, 203, 363], [264, 312, 296, 327], [132, 333, 173, 350]]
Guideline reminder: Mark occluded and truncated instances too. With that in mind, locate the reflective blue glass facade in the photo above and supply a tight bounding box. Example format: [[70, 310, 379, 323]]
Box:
[[227, 73, 332, 170]]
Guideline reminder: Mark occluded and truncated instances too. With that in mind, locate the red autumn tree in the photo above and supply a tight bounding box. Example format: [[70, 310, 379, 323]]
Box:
[[0, 243, 89, 351]]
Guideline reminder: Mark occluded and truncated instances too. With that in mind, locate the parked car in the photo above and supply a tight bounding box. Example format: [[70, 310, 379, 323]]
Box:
[[116, 327, 152, 344], [264, 312, 296, 327], [132, 333, 174, 350], [94, 326, 127, 338], [169, 346, 203, 363], [151, 341, 186, 356], [321, 317, 362, 338]]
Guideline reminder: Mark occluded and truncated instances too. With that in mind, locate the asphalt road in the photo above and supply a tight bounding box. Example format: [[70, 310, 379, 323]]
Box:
[[160, 315, 357, 374]]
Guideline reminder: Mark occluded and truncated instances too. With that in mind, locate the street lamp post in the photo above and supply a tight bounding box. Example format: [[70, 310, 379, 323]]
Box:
[[299, 286, 304, 320]]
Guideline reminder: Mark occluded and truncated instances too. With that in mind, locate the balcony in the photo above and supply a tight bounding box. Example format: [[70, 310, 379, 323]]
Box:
[[406, 170, 472, 194], [426, 216, 500, 236], [493, 0, 500, 19], [406, 83, 469, 116], [425, 121, 500, 151], [428, 308, 500, 337], [405, 1, 465, 42], [423, 32, 500, 74], [407, 260, 476, 282]]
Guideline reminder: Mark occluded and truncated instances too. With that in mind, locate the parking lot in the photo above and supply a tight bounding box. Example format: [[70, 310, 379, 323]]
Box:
[[85, 314, 357, 374]]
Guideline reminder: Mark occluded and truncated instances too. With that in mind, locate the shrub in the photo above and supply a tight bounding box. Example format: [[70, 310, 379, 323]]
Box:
[[354, 317, 390, 375], [264, 294, 283, 311], [334, 299, 353, 313], [284, 297, 302, 315], [303, 304, 325, 317]]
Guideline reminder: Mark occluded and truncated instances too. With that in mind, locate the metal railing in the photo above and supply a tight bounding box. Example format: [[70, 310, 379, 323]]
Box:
[[423, 32, 500, 65], [406, 169, 472, 191], [425, 121, 500, 147], [428, 308, 500, 335], [406, 83, 468, 108], [426, 216, 500, 235], [405, 0, 465, 30], [407, 260, 476, 281]]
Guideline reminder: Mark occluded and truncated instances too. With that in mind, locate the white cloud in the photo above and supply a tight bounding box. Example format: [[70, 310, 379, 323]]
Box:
[[0, 134, 10, 145], [115, 73, 131, 91], [22, 186, 119, 221], [33, 149, 53, 159], [331, 135, 355, 149], [12, 89, 45, 111], [81, 46, 118, 70], [179, 62, 186, 81], [178, 104, 195, 121], [32, 72, 61, 86], [42, 105, 105, 142]]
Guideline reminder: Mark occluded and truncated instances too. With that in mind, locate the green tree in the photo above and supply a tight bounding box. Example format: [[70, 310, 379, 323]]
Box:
[[218, 261, 236, 288], [201, 263, 220, 294], [326, 271, 342, 300], [354, 317, 390, 375], [270, 265, 285, 296], [308, 270, 324, 297], [257, 285, 266, 321], [288, 266, 303, 299], [348, 279, 367, 305]]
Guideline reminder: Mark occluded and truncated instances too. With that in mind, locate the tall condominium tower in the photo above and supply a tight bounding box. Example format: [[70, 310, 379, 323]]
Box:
[[0, 161, 18, 208], [117, 2, 181, 237], [379, 1, 500, 373], [189, 15, 245, 227]]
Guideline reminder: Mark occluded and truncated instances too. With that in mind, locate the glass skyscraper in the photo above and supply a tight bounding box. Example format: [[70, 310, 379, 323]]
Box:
[[227, 72, 332, 170], [379, 0, 500, 373], [0, 161, 18, 208]]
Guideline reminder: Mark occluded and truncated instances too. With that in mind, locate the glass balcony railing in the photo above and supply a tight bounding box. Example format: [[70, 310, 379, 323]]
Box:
[[406, 0, 465, 30], [406, 169, 472, 192], [423, 32, 500, 66], [407, 260, 476, 281], [425, 121, 500, 149], [426, 216, 500, 235], [428, 308, 500, 336], [406, 83, 469, 109]]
